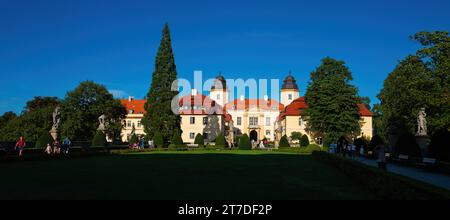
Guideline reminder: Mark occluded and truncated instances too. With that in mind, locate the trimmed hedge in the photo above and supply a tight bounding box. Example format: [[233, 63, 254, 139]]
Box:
[[92, 131, 107, 147], [300, 134, 309, 147], [312, 151, 450, 200], [238, 134, 251, 150], [171, 129, 183, 146], [153, 131, 164, 148], [194, 133, 204, 146], [215, 132, 227, 147], [279, 135, 290, 148], [35, 132, 54, 149]]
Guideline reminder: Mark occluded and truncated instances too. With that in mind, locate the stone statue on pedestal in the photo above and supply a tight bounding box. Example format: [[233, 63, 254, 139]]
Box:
[[50, 107, 61, 141], [417, 107, 427, 136], [97, 114, 107, 131]]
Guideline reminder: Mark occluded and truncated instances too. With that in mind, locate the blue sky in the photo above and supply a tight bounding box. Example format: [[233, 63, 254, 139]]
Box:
[[1, 0, 449, 114]]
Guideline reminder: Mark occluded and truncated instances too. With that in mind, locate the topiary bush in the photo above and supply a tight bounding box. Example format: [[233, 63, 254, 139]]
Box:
[[238, 134, 251, 150], [92, 131, 107, 147], [194, 133, 204, 147], [153, 131, 164, 148], [300, 134, 310, 147], [215, 132, 227, 148], [129, 134, 139, 145], [171, 129, 183, 145], [35, 132, 54, 149], [428, 129, 450, 161], [395, 132, 421, 157], [279, 135, 290, 148]]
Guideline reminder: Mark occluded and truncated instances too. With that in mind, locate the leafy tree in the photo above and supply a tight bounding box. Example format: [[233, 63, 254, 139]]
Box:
[[60, 81, 126, 141], [304, 57, 361, 144], [290, 131, 302, 142], [24, 96, 59, 113], [238, 134, 251, 150], [143, 23, 180, 142], [300, 134, 310, 147], [194, 133, 204, 147], [0, 111, 17, 128], [0, 97, 59, 141], [368, 135, 384, 152], [279, 135, 290, 148], [92, 131, 107, 147], [428, 129, 450, 161], [376, 31, 450, 141], [215, 132, 227, 147], [395, 132, 421, 157], [153, 131, 164, 148], [35, 132, 54, 149]]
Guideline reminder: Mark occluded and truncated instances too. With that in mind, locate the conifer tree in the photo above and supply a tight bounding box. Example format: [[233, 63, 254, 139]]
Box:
[[143, 23, 180, 141]]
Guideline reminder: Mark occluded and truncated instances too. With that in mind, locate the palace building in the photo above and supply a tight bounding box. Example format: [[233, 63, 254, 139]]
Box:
[[119, 73, 373, 146]]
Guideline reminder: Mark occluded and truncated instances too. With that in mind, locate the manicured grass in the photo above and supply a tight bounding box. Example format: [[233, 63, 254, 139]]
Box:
[[0, 151, 377, 199]]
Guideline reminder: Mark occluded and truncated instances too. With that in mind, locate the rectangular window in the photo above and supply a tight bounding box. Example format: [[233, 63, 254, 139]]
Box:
[[190, 133, 195, 139], [288, 94, 292, 100], [237, 117, 242, 126], [266, 117, 271, 126], [266, 130, 271, 135], [250, 117, 258, 126], [137, 120, 141, 127], [190, 117, 195, 124], [127, 120, 131, 127], [203, 117, 208, 125], [216, 94, 220, 100], [299, 117, 304, 126]]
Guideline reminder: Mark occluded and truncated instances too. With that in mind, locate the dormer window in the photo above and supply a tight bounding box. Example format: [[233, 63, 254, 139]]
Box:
[[129, 109, 134, 114]]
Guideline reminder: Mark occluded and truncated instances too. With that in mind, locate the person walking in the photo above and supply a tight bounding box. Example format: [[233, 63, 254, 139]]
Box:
[[53, 140, 61, 154], [139, 137, 145, 150], [14, 136, 26, 157], [62, 137, 71, 154], [45, 143, 52, 155]]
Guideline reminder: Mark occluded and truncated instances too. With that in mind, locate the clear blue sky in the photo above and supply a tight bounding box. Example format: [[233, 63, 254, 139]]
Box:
[[1, 0, 449, 114]]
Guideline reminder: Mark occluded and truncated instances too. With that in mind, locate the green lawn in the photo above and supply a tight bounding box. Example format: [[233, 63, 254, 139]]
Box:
[[0, 151, 377, 199]]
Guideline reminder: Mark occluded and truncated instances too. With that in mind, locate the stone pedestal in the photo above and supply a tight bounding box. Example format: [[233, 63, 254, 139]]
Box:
[[49, 128, 60, 141], [415, 134, 430, 157]]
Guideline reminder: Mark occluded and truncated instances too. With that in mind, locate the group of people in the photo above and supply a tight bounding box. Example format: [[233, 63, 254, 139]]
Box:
[[336, 138, 357, 158], [44, 137, 71, 155], [129, 137, 146, 150], [336, 136, 387, 171]]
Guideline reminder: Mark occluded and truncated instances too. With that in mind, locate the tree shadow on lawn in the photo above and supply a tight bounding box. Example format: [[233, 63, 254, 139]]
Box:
[[0, 153, 377, 200]]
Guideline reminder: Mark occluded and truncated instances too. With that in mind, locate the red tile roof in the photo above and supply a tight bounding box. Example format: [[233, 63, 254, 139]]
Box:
[[225, 98, 284, 111], [178, 93, 225, 116], [278, 97, 373, 120], [120, 99, 146, 114]]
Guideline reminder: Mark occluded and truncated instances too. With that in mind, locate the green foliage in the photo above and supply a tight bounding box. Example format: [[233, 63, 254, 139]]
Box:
[[171, 129, 183, 145], [368, 135, 384, 152], [238, 134, 251, 150], [429, 129, 450, 161], [24, 96, 60, 113], [0, 111, 17, 129], [395, 132, 421, 157], [304, 57, 362, 142], [92, 131, 107, 147], [354, 137, 369, 149], [129, 134, 139, 144], [153, 131, 164, 148], [300, 134, 310, 147], [60, 81, 126, 141], [142, 23, 180, 142], [194, 133, 204, 146], [376, 31, 450, 140], [279, 135, 290, 148], [35, 132, 54, 149], [0, 98, 58, 141], [215, 132, 227, 147], [290, 132, 302, 142]]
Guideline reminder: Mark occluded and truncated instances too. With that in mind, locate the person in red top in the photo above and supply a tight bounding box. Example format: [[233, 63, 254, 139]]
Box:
[[15, 136, 26, 157]]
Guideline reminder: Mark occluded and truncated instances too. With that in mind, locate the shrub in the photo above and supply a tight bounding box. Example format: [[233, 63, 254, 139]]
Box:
[[429, 129, 450, 161], [153, 131, 164, 148], [35, 132, 54, 149], [279, 135, 290, 148], [215, 132, 227, 148], [129, 134, 139, 144], [300, 134, 310, 147], [368, 135, 384, 152], [171, 129, 183, 145], [395, 132, 421, 157], [194, 133, 204, 146], [238, 134, 251, 150], [305, 144, 321, 152], [290, 132, 302, 142], [92, 131, 107, 147]]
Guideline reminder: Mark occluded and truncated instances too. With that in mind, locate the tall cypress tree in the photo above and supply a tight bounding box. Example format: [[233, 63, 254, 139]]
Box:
[[143, 23, 180, 141]]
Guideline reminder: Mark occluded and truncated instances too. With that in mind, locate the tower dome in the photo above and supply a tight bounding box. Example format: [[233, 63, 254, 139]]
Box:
[[281, 73, 299, 90], [211, 73, 227, 91]]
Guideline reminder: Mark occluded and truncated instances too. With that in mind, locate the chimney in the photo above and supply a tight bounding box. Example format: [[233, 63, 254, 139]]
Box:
[[240, 95, 245, 101], [128, 96, 134, 102], [263, 95, 268, 101], [191, 89, 198, 96]]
